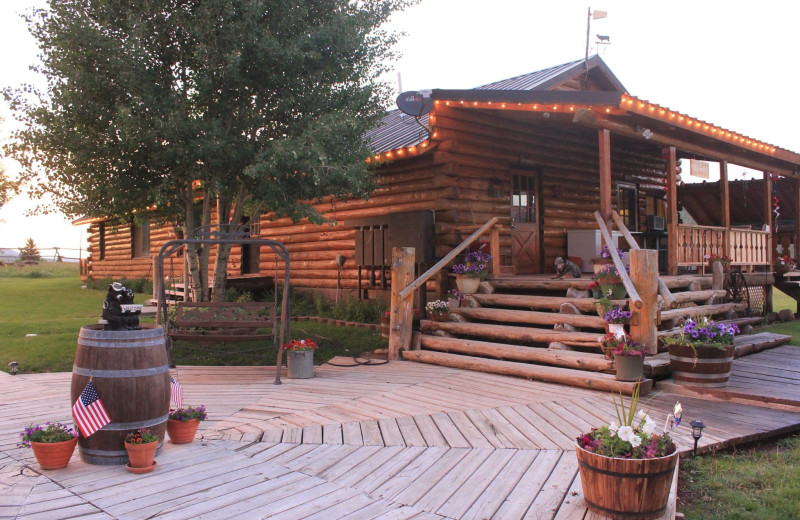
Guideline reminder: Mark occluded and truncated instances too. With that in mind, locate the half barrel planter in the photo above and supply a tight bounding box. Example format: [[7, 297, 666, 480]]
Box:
[[71, 325, 170, 465], [576, 444, 678, 520], [666, 343, 735, 387]]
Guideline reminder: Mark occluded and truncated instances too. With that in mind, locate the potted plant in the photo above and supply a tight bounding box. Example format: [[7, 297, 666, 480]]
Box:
[[705, 254, 731, 272], [425, 300, 450, 321], [576, 383, 678, 519], [285, 338, 317, 379], [604, 305, 631, 338], [125, 428, 158, 473], [18, 422, 78, 470], [452, 251, 492, 294], [601, 334, 646, 381], [663, 316, 740, 387], [594, 264, 627, 300], [773, 254, 794, 276], [594, 290, 615, 318], [447, 289, 465, 308], [167, 405, 207, 444], [588, 280, 602, 299], [592, 245, 624, 272]]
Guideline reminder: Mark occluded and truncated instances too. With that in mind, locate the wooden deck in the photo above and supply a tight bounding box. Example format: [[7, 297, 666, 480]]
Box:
[[2, 357, 800, 519]]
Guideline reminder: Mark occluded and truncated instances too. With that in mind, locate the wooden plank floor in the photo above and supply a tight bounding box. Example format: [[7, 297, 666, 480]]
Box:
[[2, 357, 800, 519]]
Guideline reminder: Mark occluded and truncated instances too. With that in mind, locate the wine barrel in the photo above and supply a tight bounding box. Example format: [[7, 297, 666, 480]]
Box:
[[576, 444, 678, 520], [667, 344, 735, 387], [71, 325, 170, 465]]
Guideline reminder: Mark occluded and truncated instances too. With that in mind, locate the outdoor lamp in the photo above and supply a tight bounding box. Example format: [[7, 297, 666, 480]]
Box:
[[8, 361, 19, 375], [690, 419, 705, 456]]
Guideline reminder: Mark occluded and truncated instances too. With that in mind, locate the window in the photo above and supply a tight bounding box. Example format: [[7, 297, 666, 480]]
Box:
[[98, 222, 106, 260], [617, 184, 638, 231], [511, 174, 537, 223], [131, 218, 150, 258], [645, 194, 666, 218]]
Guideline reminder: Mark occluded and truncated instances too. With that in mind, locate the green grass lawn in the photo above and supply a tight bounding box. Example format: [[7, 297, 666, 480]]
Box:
[[679, 434, 800, 519], [0, 264, 387, 374]]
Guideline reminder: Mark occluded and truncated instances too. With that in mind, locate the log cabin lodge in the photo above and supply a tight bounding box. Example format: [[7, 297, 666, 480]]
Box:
[[74, 56, 800, 316]]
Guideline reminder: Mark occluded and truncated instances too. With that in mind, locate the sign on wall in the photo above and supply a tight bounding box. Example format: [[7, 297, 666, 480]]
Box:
[[689, 159, 709, 179]]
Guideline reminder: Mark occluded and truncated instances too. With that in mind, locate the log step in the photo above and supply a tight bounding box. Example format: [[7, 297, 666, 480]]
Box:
[[420, 320, 603, 347], [664, 289, 727, 306], [471, 293, 625, 313], [659, 302, 746, 322], [402, 350, 652, 396], [451, 307, 605, 329], [420, 335, 614, 372], [490, 277, 593, 292]]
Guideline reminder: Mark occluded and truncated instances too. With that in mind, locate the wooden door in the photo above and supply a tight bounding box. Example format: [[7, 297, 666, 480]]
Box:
[[511, 171, 542, 274]]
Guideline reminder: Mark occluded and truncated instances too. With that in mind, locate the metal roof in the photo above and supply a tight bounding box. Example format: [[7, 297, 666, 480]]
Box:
[[367, 56, 624, 155]]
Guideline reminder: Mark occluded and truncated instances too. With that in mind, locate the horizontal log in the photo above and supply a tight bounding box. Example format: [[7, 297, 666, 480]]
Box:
[[420, 335, 613, 371], [667, 289, 727, 305], [402, 350, 650, 395], [472, 293, 623, 313], [420, 320, 603, 344], [659, 302, 746, 321], [452, 307, 605, 329]]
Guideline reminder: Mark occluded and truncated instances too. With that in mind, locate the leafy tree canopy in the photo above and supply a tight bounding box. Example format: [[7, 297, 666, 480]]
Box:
[[4, 0, 413, 225], [0, 162, 19, 212]]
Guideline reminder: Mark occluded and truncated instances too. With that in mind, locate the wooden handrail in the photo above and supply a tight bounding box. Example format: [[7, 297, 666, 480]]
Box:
[[611, 211, 677, 309], [398, 217, 499, 300], [593, 211, 643, 309]]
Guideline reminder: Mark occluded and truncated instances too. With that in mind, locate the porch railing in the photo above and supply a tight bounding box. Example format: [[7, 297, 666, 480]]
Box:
[[677, 225, 769, 268]]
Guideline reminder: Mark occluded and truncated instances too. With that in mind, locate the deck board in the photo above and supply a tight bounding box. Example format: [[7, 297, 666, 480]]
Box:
[[2, 354, 800, 519]]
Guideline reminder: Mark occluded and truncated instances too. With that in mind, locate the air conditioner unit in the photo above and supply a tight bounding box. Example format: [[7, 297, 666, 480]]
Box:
[[647, 215, 665, 231]]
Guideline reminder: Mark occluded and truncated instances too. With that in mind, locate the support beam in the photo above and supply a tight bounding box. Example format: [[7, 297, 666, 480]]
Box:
[[629, 249, 659, 355], [666, 147, 679, 275], [720, 161, 731, 258], [388, 247, 415, 360], [598, 129, 612, 229], [764, 171, 773, 265], [796, 178, 800, 260]]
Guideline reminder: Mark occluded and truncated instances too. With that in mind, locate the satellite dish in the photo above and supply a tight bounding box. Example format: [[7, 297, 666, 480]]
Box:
[[396, 90, 433, 117]]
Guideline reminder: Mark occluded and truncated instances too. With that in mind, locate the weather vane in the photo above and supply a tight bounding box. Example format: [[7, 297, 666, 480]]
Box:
[[585, 8, 609, 64]]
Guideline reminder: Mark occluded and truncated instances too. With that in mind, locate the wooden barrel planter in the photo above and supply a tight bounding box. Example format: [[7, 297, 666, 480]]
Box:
[[576, 444, 678, 520], [71, 325, 170, 465], [666, 344, 735, 387]]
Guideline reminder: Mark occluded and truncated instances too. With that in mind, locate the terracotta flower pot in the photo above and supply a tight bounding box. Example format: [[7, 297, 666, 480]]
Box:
[[576, 444, 678, 520], [167, 419, 201, 444], [30, 437, 78, 470], [125, 441, 157, 470]]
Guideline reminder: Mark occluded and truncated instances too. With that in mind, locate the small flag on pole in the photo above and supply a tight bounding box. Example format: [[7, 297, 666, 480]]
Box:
[[72, 381, 111, 437], [170, 376, 183, 408]]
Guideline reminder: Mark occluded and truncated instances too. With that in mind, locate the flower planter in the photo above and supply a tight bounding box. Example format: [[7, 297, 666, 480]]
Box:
[[599, 282, 627, 300], [592, 259, 613, 274], [30, 437, 78, 470], [287, 350, 314, 379], [448, 298, 461, 309], [125, 441, 157, 473], [667, 343, 735, 387], [167, 419, 201, 444], [429, 310, 449, 322], [455, 275, 481, 294], [774, 264, 791, 276], [614, 354, 644, 381], [576, 444, 678, 520]]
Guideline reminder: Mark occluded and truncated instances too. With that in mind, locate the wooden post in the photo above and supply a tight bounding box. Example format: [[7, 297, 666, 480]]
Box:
[[666, 147, 679, 275], [629, 249, 659, 355], [490, 226, 501, 277], [764, 171, 773, 266], [795, 178, 800, 260], [720, 161, 730, 258], [388, 247, 415, 360], [598, 129, 613, 230]]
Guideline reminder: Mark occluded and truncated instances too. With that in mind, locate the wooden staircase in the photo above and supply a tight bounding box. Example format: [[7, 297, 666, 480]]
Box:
[[403, 273, 759, 395]]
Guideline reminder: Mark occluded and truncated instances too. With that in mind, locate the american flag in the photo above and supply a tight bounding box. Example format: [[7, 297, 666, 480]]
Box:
[[170, 376, 183, 408], [72, 381, 111, 437]]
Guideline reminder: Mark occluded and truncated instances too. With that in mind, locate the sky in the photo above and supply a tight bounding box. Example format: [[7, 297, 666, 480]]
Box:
[[1, 0, 798, 257]]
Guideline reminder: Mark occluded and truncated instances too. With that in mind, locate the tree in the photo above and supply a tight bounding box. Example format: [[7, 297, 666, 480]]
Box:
[[5, 0, 413, 300], [0, 162, 19, 214], [19, 238, 41, 263]]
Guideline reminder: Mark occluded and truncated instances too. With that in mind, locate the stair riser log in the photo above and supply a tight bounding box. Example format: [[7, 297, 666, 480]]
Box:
[[452, 307, 605, 329], [421, 321, 602, 345]]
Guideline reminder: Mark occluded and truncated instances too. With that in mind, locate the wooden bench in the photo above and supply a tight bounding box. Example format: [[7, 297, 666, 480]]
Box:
[[169, 301, 276, 343]]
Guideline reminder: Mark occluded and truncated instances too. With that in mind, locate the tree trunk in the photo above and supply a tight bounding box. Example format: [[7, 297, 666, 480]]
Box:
[[212, 184, 248, 302]]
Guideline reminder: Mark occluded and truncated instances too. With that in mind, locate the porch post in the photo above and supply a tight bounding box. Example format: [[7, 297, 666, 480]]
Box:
[[666, 147, 679, 275], [720, 161, 731, 258], [388, 247, 415, 360], [598, 129, 612, 230], [629, 249, 659, 355], [795, 178, 800, 260], [764, 171, 773, 265]]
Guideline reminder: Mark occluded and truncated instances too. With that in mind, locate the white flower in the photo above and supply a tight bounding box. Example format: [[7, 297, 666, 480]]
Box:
[[617, 425, 634, 443], [641, 417, 655, 436], [637, 410, 646, 420], [630, 434, 642, 448], [608, 421, 618, 435]]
